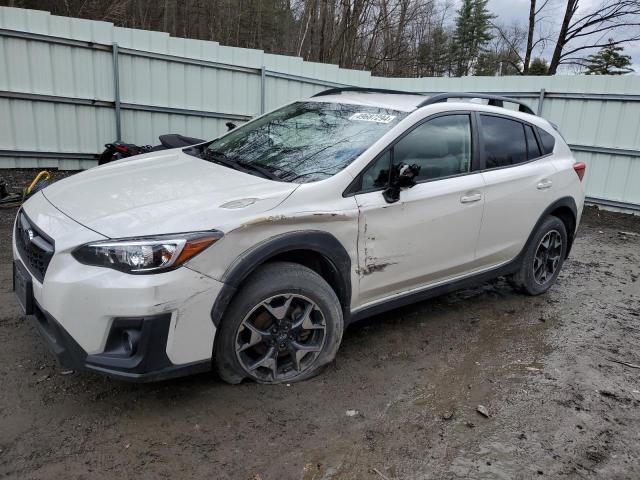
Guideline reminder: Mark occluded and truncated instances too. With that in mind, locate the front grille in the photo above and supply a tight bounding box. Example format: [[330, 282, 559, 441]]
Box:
[[15, 210, 55, 283]]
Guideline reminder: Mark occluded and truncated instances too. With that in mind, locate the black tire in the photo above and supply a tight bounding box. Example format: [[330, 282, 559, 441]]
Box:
[[214, 261, 344, 384], [509, 215, 568, 296]]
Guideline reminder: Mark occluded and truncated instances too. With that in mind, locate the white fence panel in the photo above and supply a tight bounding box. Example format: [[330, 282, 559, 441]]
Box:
[[0, 6, 639, 211]]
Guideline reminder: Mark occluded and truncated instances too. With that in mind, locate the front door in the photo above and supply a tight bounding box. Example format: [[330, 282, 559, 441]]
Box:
[[352, 113, 486, 306]]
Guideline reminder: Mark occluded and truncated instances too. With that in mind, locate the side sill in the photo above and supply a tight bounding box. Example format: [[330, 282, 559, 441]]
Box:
[[84, 360, 212, 383], [348, 258, 519, 324]]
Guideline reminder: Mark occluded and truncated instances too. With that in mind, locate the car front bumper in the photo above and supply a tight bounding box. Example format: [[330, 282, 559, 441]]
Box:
[[26, 297, 211, 382], [13, 193, 225, 382], [27, 294, 211, 382]]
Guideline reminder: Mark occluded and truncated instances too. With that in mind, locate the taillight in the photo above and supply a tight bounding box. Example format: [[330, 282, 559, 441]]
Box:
[[573, 162, 586, 181]]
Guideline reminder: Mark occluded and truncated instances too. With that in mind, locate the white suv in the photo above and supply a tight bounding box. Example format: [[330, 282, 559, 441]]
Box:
[[12, 89, 586, 384]]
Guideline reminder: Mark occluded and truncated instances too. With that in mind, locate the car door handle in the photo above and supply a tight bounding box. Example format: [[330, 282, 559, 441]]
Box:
[[460, 193, 482, 203], [537, 179, 553, 190]]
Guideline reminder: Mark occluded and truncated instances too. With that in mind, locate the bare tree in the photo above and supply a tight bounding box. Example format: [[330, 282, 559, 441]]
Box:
[[22, 0, 631, 77], [491, 21, 527, 73], [492, 0, 554, 75], [522, 0, 552, 73], [548, 0, 640, 74]]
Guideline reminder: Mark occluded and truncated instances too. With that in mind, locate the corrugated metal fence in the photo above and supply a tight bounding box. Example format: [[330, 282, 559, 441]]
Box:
[[1, 6, 639, 211]]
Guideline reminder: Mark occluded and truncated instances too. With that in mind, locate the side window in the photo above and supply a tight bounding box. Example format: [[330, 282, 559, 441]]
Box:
[[392, 115, 472, 182], [537, 128, 556, 155], [525, 125, 542, 159], [480, 115, 528, 168], [360, 150, 391, 191]]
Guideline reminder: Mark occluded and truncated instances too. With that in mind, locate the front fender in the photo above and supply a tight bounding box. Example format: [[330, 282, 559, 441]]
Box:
[[210, 230, 352, 327]]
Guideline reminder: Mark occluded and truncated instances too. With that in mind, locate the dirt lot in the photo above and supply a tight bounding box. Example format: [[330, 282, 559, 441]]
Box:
[[1, 170, 639, 479]]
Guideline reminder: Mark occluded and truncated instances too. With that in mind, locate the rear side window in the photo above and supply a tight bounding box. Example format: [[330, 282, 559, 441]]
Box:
[[537, 128, 556, 155], [525, 125, 542, 159], [480, 115, 527, 168]]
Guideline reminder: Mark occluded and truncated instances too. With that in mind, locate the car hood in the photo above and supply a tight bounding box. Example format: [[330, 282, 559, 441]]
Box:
[[42, 149, 298, 238]]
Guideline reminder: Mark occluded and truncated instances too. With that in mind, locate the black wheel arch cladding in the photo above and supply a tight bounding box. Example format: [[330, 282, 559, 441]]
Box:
[[211, 230, 351, 327], [532, 196, 577, 259]]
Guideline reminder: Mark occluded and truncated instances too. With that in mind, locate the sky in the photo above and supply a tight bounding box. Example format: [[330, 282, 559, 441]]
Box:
[[486, 0, 640, 73]]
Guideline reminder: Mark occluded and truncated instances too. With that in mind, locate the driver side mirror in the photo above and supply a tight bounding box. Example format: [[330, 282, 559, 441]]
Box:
[[382, 163, 421, 203]]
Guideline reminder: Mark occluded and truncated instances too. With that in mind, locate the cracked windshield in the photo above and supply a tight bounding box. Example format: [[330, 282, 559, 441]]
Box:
[[195, 101, 407, 183]]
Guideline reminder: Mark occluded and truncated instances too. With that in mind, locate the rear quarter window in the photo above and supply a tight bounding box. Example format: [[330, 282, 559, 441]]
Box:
[[537, 127, 556, 155], [525, 125, 542, 160]]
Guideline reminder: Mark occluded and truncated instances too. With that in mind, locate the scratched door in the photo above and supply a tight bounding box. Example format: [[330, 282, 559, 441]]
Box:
[[351, 113, 486, 307], [353, 173, 485, 306]]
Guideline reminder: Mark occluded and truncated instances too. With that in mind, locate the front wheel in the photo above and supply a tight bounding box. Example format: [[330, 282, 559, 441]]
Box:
[[214, 262, 344, 384], [509, 216, 568, 296]]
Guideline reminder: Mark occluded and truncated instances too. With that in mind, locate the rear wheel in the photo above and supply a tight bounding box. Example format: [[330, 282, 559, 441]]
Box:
[[509, 216, 567, 296], [214, 262, 343, 384]]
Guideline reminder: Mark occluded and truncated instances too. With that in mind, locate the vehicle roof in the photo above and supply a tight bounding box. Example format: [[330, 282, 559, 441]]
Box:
[[307, 90, 539, 119], [307, 92, 425, 112]]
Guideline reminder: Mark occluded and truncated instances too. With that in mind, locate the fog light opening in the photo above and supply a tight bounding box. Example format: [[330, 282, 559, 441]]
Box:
[[122, 329, 141, 355]]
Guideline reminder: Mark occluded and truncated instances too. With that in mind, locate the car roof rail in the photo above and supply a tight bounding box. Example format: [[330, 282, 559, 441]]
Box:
[[312, 88, 536, 115], [312, 87, 426, 98], [418, 93, 535, 115]]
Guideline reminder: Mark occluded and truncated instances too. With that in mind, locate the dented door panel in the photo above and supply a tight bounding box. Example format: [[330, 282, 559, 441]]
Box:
[[354, 173, 485, 305]]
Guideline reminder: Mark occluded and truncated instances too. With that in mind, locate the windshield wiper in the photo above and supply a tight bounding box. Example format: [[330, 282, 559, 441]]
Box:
[[236, 159, 283, 181], [203, 150, 281, 181]]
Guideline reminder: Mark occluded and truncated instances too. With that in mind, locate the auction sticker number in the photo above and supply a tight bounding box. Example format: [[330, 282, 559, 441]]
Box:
[[349, 112, 396, 124]]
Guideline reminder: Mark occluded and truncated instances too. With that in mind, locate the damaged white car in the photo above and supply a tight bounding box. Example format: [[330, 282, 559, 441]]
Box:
[[13, 89, 586, 383]]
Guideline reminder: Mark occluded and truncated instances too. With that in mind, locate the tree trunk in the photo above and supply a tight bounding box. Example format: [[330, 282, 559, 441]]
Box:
[[523, 0, 536, 74], [392, 0, 409, 76], [548, 0, 577, 75]]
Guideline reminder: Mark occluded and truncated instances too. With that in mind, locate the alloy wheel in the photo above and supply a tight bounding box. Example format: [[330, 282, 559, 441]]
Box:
[[533, 230, 563, 285], [235, 293, 327, 382]]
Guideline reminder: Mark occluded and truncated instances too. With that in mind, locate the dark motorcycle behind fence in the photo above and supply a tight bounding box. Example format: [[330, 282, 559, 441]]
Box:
[[97, 123, 238, 165], [98, 134, 206, 165]]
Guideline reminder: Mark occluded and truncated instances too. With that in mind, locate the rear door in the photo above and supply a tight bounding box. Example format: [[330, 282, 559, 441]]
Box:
[[351, 113, 486, 306], [474, 113, 557, 268]]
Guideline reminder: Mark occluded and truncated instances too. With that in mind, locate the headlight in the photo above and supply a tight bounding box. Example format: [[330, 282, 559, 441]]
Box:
[[72, 231, 223, 274]]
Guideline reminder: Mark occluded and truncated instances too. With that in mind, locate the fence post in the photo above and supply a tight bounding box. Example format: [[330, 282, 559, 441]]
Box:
[[260, 66, 266, 114], [112, 42, 122, 141], [537, 88, 546, 116]]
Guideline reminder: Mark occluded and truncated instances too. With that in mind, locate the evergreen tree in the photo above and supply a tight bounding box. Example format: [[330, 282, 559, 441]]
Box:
[[418, 26, 451, 76], [528, 57, 549, 75], [584, 40, 633, 75], [452, 0, 495, 76], [475, 50, 521, 76]]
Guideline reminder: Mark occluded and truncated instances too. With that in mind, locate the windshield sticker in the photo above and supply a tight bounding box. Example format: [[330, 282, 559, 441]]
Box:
[[349, 112, 397, 124]]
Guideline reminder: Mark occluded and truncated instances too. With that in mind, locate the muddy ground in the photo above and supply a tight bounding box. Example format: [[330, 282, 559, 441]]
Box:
[[1, 170, 639, 479]]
